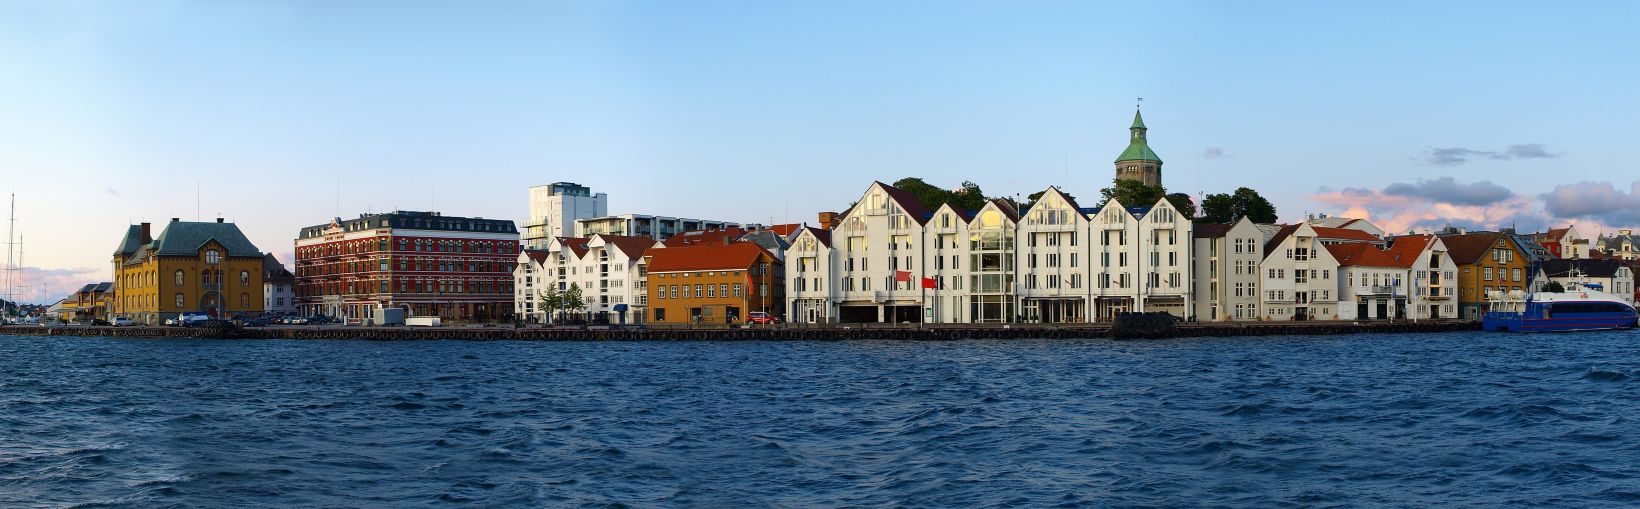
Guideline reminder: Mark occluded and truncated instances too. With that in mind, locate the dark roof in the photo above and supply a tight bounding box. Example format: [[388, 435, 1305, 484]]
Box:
[[1540, 259, 1631, 278], [263, 253, 295, 284], [1438, 232, 1505, 265], [1262, 224, 1300, 256], [875, 182, 932, 225], [1312, 227, 1381, 243], [664, 227, 747, 247], [113, 225, 147, 257], [523, 249, 551, 264], [144, 221, 263, 259], [297, 210, 517, 240], [599, 235, 657, 259], [557, 237, 590, 258], [739, 230, 791, 253], [1193, 223, 1232, 239], [798, 227, 831, 247]]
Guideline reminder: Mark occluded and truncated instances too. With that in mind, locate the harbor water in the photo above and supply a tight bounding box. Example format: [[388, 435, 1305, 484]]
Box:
[[1, 332, 1637, 507]]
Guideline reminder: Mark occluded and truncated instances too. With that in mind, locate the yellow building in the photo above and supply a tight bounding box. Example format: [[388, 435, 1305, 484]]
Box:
[[1440, 232, 1530, 320], [112, 219, 267, 324]]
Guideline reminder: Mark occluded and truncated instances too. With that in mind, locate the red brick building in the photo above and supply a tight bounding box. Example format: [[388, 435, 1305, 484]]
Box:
[[294, 211, 520, 323]]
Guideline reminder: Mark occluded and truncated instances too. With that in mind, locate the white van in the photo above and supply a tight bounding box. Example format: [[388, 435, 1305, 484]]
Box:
[[111, 317, 135, 327]]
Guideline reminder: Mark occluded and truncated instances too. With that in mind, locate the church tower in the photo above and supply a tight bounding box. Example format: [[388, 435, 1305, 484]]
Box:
[[1114, 108, 1162, 187]]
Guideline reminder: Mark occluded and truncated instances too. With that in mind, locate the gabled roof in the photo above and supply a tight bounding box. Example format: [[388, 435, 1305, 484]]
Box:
[[147, 221, 263, 258], [1263, 224, 1300, 255], [556, 237, 590, 258], [263, 253, 295, 284], [768, 224, 802, 237], [523, 249, 552, 264], [875, 181, 933, 225], [1327, 235, 1430, 268], [991, 199, 1020, 221], [664, 227, 746, 247], [1539, 258, 1630, 278], [1543, 228, 1570, 241], [598, 235, 657, 259], [646, 243, 773, 273], [796, 226, 831, 247], [1438, 232, 1505, 265], [1312, 226, 1381, 243]]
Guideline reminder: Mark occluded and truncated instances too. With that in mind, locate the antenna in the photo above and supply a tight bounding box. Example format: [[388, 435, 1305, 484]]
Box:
[[196, 182, 201, 221]]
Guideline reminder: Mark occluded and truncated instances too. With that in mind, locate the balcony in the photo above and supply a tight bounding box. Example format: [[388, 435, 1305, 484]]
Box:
[[1363, 285, 1398, 295]]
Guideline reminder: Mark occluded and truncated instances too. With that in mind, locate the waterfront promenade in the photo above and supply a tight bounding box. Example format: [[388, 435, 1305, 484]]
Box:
[[2, 320, 1478, 341]]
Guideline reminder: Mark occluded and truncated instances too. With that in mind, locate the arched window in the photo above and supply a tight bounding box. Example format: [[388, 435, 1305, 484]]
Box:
[[175, 293, 184, 309], [205, 250, 221, 264], [240, 293, 249, 307], [174, 270, 184, 286], [240, 271, 250, 286]]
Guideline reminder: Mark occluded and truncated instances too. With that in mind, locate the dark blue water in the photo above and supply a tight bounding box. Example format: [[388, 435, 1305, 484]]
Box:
[[2, 332, 1638, 508]]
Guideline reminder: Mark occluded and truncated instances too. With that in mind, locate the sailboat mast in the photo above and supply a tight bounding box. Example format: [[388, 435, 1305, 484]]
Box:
[[4, 193, 14, 309]]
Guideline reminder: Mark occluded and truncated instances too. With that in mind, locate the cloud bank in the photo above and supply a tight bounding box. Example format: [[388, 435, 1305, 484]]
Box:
[[1422, 143, 1560, 166]]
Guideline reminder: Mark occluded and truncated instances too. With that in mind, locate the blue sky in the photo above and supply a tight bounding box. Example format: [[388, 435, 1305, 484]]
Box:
[[4, 1, 1640, 303]]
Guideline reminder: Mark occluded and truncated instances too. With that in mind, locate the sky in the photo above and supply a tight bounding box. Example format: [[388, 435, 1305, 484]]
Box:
[[3, 1, 1640, 304]]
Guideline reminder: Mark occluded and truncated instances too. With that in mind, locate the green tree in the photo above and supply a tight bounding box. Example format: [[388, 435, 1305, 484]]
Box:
[[563, 283, 587, 320], [1165, 193, 1197, 220], [537, 286, 562, 324], [1022, 189, 1078, 212], [1200, 187, 1278, 224], [1098, 179, 1166, 208], [1542, 281, 1566, 293]]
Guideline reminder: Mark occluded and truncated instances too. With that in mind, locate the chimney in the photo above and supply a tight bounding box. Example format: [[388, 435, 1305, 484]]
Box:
[[171, 217, 179, 222], [216, 217, 224, 223], [140, 222, 152, 243], [818, 211, 840, 229]]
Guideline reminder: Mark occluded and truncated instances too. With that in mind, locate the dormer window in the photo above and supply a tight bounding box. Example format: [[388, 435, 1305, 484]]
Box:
[[205, 250, 221, 264]]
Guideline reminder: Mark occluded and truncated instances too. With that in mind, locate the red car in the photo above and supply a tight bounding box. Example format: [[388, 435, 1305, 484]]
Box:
[[746, 312, 782, 325]]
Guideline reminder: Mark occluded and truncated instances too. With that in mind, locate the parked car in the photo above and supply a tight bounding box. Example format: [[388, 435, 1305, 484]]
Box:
[[111, 317, 135, 327], [243, 317, 271, 327], [746, 312, 782, 325], [177, 313, 211, 327], [91, 319, 112, 326]]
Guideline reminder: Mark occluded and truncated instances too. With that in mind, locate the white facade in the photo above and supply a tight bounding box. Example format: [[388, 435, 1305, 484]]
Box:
[[1259, 223, 1343, 320], [1330, 236, 1459, 321], [523, 182, 607, 249], [576, 214, 739, 241], [263, 281, 294, 314], [513, 234, 655, 324], [1192, 217, 1268, 322], [785, 182, 1193, 324]]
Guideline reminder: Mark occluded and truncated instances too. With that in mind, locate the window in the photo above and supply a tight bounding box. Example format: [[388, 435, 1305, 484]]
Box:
[[174, 270, 184, 286], [240, 293, 249, 307], [240, 271, 250, 286], [205, 250, 221, 264], [175, 293, 184, 309]]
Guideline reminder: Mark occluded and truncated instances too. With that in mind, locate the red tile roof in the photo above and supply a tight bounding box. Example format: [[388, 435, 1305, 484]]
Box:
[[524, 249, 551, 264], [557, 237, 590, 258], [1327, 235, 1431, 268], [769, 223, 802, 237], [646, 243, 772, 273], [664, 227, 747, 247], [1437, 232, 1504, 265], [1312, 226, 1381, 242]]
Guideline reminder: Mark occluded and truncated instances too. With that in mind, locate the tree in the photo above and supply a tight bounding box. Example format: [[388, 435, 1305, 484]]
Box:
[[1542, 281, 1566, 293], [537, 286, 562, 324], [1098, 179, 1166, 208], [563, 283, 587, 321], [1200, 187, 1278, 224], [1165, 192, 1197, 220]]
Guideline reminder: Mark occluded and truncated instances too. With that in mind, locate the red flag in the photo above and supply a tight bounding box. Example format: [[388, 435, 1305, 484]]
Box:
[[894, 270, 911, 282], [921, 276, 937, 289]]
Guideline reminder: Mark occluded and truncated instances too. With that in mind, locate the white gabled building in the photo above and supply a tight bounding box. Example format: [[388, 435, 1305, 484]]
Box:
[[513, 234, 657, 324], [830, 181, 936, 323], [1017, 187, 1090, 323], [1330, 235, 1459, 320], [786, 226, 837, 323], [1258, 223, 1344, 320], [1087, 197, 1193, 321], [1192, 217, 1269, 322]]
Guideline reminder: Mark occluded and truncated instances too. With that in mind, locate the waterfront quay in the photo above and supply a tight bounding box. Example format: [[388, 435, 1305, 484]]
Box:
[[3, 320, 1478, 341]]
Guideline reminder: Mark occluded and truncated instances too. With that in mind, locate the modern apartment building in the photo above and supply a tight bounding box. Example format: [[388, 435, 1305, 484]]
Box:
[[513, 234, 655, 324], [522, 182, 607, 250]]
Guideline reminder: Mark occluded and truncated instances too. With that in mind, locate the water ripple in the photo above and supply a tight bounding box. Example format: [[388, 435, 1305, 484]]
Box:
[[1, 331, 1638, 507]]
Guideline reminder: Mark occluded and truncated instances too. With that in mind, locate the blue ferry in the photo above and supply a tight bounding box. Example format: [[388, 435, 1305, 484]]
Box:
[[1482, 279, 1638, 333]]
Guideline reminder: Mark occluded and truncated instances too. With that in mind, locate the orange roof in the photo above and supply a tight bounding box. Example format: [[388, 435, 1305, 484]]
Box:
[[1312, 226, 1380, 242], [1328, 235, 1431, 268], [1543, 228, 1570, 241], [769, 223, 802, 237], [646, 243, 772, 272]]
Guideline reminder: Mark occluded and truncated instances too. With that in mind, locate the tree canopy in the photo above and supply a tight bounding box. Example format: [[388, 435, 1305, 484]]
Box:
[[891, 177, 990, 212], [1098, 179, 1166, 210], [1199, 187, 1279, 224]]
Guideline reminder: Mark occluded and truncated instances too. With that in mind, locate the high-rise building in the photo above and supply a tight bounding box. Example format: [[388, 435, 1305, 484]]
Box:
[[522, 182, 607, 249]]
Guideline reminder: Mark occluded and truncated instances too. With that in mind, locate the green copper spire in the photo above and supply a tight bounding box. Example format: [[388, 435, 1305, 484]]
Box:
[[1115, 108, 1161, 163]]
